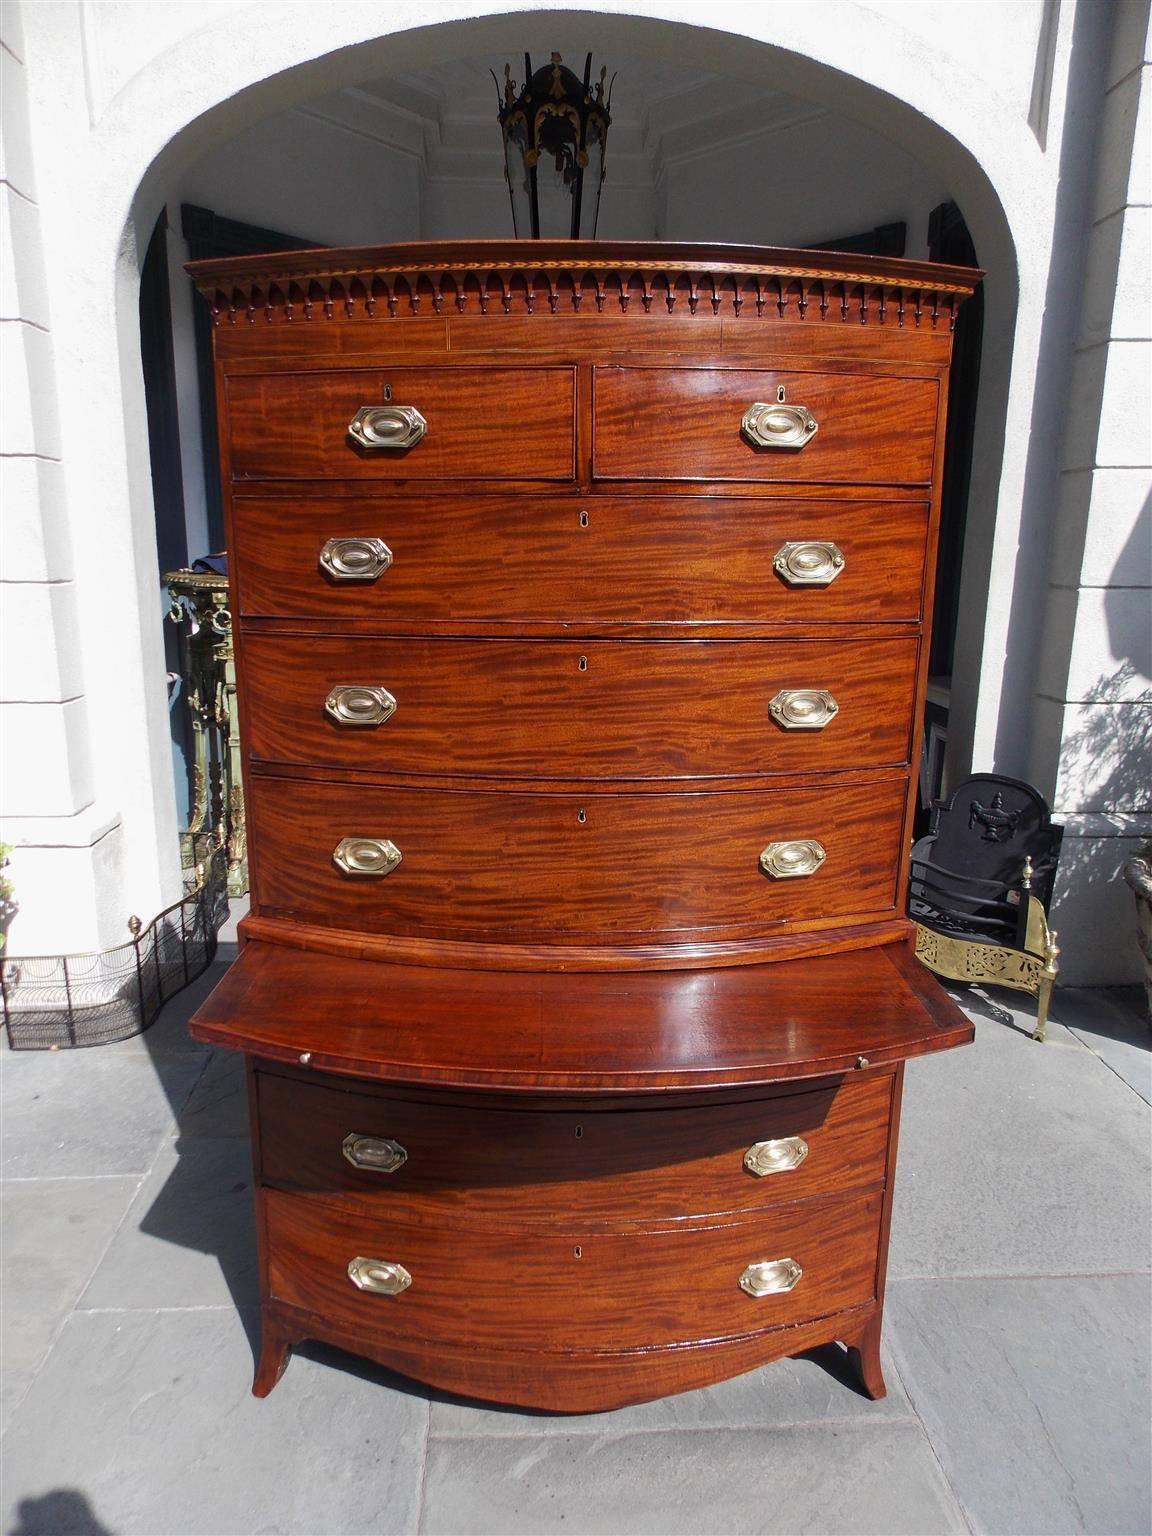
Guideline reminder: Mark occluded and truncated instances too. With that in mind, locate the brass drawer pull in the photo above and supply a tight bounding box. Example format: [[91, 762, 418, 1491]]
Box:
[[742, 402, 817, 450], [773, 541, 844, 587], [333, 837, 402, 877], [342, 1133, 408, 1173], [739, 1258, 803, 1297], [325, 684, 397, 727], [347, 1257, 412, 1296], [319, 537, 392, 582], [769, 689, 839, 731], [744, 1136, 809, 1176], [348, 404, 427, 450], [760, 840, 827, 879]]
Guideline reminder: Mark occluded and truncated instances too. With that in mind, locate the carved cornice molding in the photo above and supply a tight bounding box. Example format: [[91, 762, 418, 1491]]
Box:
[[188, 241, 981, 329]]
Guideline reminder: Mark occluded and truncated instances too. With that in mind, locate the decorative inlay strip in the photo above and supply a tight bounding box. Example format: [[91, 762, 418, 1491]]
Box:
[[188, 243, 980, 332]]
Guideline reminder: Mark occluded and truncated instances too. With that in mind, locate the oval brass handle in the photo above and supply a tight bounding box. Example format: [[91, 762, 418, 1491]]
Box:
[[319, 537, 392, 582], [349, 405, 427, 450], [744, 1136, 809, 1176], [325, 685, 397, 727], [760, 840, 827, 879], [742, 402, 817, 450], [773, 541, 844, 587], [739, 1258, 803, 1297], [342, 1133, 408, 1173], [769, 689, 839, 731], [333, 837, 402, 877], [347, 1257, 412, 1296]]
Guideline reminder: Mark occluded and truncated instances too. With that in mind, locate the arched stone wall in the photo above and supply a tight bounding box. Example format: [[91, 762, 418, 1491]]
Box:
[[8, 0, 1052, 955]]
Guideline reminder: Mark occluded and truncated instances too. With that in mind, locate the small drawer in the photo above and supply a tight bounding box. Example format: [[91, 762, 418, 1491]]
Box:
[[226, 366, 576, 481], [593, 367, 938, 484], [246, 774, 908, 942], [242, 635, 920, 779], [265, 1187, 882, 1351], [232, 494, 930, 625], [257, 1071, 893, 1219]]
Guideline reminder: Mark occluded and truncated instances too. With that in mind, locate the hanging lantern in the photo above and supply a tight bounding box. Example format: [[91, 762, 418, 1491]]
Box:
[[494, 52, 614, 239]]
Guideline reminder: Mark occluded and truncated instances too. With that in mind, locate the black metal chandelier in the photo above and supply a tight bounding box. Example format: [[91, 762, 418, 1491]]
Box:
[[494, 52, 614, 239]]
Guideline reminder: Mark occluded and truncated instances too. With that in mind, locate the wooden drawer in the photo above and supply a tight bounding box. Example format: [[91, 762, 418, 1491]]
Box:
[[257, 1071, 893, 1219], [593, 367, 938, 484], [231, 494, 930, 625], [265, 1187, 881, 1350], [247, 774, 907, 940], [226, 367, 575, 481], [243, 635, 919, 778]]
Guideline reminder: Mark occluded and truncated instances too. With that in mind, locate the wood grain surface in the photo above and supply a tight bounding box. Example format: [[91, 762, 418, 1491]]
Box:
[[188, 939, 975, 1091], [246, 773, 908, 939], [242, 634, 920, 778], [593, 367, 938, 483], [256, 1069, 893, 1220], [264, 1186, 881, 1351], [226, 366, 576, 481], [231, 493, 931, 627]]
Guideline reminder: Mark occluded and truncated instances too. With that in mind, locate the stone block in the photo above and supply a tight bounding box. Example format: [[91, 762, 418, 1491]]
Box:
[[0, 580, 86, 701], [0, 698, 94, 817], [0, 455, 73, 582]]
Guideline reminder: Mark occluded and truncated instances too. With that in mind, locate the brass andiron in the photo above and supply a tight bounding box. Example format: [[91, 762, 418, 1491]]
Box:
[[909, 775, 1063, 1042], [914, 856, 1060, 1042], [166, 567, 248, 898]]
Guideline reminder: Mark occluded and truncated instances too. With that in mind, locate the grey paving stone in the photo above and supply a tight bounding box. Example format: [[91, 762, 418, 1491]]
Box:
[[0, 1176, 139, 1434], [1, 1308, 428, 1536], [420, 1420, 966, 1535], [430, 1341, 913, 1436], [0, 1052, 206, 1178], [887, 1273, 1152, 1536], [1053, 986, 1151, 1103], [78, 1137, 257, 1311], [174, 1045, 248, 1138], [891, 1008, 1152, 1278]]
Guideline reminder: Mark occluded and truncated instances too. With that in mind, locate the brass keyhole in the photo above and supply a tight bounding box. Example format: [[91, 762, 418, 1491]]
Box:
[[573, 1246, 583, 1259], [383, 384, 393, 402], [579, 510, 589, 528], [574, 1125, 583, 1138], [577, 808, 587, 824], [578, 655, 588, 671], [777, 384, 786, 403]]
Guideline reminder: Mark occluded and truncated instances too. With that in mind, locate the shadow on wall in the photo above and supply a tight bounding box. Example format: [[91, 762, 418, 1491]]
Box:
[[1054, 660, 1152, 982]]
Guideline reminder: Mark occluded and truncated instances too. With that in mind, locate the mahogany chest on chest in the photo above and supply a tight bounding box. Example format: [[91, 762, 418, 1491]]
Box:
[[189, 241, 978, 1411]]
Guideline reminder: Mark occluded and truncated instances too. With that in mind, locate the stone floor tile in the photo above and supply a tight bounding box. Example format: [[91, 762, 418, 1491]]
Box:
[[0, 1052, 206, 1178], [1, 1309, 429, 1536], [1052, 986, 1151, 1103], [419, 1420, 966, 1536], [887, 1273, 1152, 1536], [173, 1045, 248, 1138], [430, 1341, 913, 1437], [891, 1008, 1152, 1278], [78, 1137, 257, 1312], [0, 1176, 139, 1435]]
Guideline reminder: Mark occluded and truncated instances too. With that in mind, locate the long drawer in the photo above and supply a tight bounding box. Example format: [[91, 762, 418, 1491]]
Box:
[[593, 367, 938, 484], [242, 635, 919, 778], [257, 1070, 893, 1219], [226, 367, 576, 481], [247, 775, 908, 939], [265, 1187, 882, 1350], [231, 494, 930, 625]]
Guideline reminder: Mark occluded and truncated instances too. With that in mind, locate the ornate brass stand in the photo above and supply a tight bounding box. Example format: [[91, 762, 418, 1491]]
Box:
[[165, 569, 248, 898], [914, 857, 1060, 1042]]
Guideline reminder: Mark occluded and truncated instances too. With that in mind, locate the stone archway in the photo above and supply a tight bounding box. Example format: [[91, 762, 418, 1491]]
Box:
[[13, 2, 1035, 946]]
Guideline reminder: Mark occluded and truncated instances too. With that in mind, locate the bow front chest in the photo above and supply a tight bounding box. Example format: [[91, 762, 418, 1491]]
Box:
[[189, 241, 978, 1411]]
